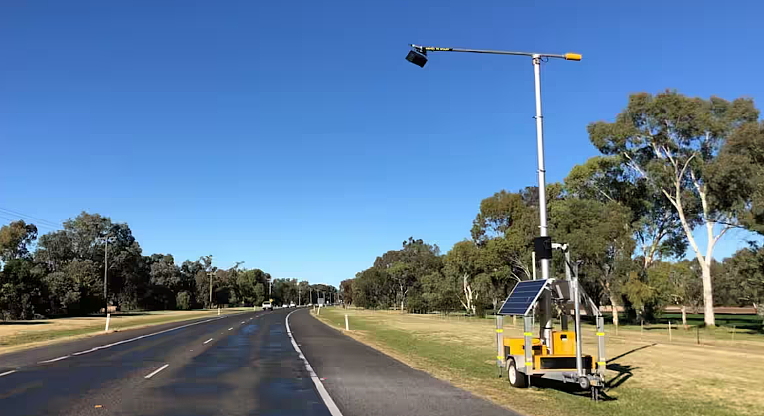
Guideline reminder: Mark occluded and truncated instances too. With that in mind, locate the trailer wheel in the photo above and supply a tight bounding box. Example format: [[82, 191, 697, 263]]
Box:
[[506, 358, 527, 388]]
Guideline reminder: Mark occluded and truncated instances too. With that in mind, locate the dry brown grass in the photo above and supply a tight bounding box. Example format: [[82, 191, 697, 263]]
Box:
[[0, 307, 254, 355], [313, 308, 764, 416]]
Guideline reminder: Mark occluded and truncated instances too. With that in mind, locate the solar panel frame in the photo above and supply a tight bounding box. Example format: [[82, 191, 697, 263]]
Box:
[[498, 279, 549, 316]]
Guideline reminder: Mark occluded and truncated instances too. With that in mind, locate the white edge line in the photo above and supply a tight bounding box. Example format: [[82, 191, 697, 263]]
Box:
[[40, 312, 248, 364], [0, 370, 17, 377], [203, 338, 213, 344], [286, 310, 343, 416], [144, 364, 169, 379], [228, 327, 233, 330], [38, 355, 70, 364]]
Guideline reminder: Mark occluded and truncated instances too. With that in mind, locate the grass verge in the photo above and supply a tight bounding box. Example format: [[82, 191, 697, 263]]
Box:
[[312, 308, 763, 416], [0, 307, 257, 355]]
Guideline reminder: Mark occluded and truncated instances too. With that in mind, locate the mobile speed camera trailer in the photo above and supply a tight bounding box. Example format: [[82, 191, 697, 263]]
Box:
[[404, 45, 603, 397], [496, 241, 606, 400]]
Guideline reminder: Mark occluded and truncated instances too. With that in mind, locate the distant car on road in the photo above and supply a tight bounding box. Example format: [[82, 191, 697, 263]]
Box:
[[289, 302, 296, 308], [262, 301, 273, 311]]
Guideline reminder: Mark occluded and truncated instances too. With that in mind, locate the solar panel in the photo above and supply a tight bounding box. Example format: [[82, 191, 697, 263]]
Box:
[[498, 279, 549, 316]]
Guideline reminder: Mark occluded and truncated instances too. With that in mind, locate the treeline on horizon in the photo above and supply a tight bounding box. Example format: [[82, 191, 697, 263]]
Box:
[[341, 90, 764, 327], [0, 212, 337, 320]]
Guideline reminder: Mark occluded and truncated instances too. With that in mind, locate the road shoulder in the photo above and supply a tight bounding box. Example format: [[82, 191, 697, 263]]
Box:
[[288, 308, 521, 416]]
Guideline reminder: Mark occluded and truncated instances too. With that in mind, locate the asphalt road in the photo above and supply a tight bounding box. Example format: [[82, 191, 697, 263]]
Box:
[[0, 308, 329, 416], [0, 307, 521, 416]]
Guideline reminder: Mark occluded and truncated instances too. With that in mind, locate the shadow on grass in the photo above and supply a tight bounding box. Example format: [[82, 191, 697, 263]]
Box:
[[0, 321, 50, 326], [606, 363, 638, 390], [529, 377, 618, 402], [608, 343, 657, 363]]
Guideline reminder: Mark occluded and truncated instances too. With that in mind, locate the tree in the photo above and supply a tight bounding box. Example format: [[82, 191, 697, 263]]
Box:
[[551, 198, 635, 325], [420, 270, 460, 313], [588, 91, 759, 326], [0, 259, 44, 319], [475, 238, 529, 310], [372, 237, 441, 312], [471, 191, 529, 244], [340, 279, 354, 307], [722, 245, 764, 323], [298, 280, 309, 305], [176, 291, 192, 310], [710, 121, 764, 235], [566, 156, 685, 269], [352, 268, 391, 308], [663, 260, 702, 328], [0, 220, 38, 261], [147, 254, 181, 309], [443, 241, 483, 315], [254, 283, 265, 306], [237, 269, 268, 306]]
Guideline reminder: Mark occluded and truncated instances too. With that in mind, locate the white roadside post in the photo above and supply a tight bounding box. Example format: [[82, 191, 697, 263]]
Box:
[[105, 313, 111, 332], [668, 321, 672, 342], [345, 314, 349, 331], [218, 306, 220, 316]]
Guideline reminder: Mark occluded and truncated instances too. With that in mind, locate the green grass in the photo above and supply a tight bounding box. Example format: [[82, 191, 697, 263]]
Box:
[[314, 308, 763, 416]]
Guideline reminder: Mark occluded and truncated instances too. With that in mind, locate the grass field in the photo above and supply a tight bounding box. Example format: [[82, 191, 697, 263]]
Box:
[[0, 307, 256, 355], [312, 308, 764, 416]]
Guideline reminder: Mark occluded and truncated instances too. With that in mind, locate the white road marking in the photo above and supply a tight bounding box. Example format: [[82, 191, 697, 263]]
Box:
[[0, 370, 17, 377], [203, 338, 213, 344], [286, 310, 343, 416], [66, 316, 228, 359], [241, 321, 245, 324], [38, 355, 70, 364], [228, 327, 233, 331], [144, 364, 169, 379]]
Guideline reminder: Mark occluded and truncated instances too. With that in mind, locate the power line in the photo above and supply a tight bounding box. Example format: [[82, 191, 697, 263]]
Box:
[[0, 207, 64, 229], [0, 213, 62, 233]]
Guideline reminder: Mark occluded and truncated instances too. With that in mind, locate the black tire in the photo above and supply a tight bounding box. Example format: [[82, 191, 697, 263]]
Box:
[[506, 358, 527, 388]]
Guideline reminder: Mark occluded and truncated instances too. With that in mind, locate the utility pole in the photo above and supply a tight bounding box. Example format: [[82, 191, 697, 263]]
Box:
[[96, 236, 116, 315], [208, 270, 215, 308]]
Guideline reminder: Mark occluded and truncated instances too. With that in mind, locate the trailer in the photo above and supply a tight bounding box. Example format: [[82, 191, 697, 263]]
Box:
[[495, 243, 606, 400]]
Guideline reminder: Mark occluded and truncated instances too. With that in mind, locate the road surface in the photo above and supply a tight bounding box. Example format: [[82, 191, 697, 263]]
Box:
[[0, 307, 519, 416]]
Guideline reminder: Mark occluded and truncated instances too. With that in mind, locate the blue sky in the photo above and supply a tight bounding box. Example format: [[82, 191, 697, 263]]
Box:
[[2, 1, 763, 287]]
